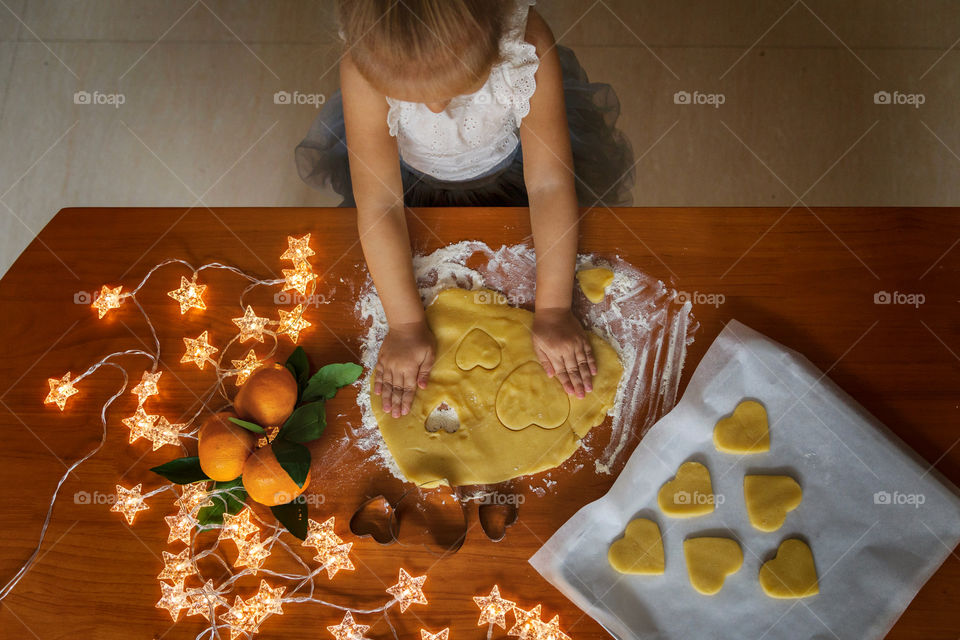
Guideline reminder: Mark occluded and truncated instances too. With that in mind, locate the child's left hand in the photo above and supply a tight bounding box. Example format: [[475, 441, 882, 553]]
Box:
[[531, 308, 597, 398]]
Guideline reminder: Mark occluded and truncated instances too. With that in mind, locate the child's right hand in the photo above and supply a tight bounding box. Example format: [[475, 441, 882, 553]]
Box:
[[374, 320, 436, 418]]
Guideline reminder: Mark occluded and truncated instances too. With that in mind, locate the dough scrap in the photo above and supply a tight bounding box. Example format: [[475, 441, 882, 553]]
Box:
[[683, 537, 743, 595], [577, 268, 615, 303], [496, 362, 569, 430], [372, 288, 623, 486], [456, 328, 501, 370], [608, 518, 665, 575], [759, 539, 819, 599], [657, 461, 715, 518], [714, 399, 770, 454], [744, 475, 802, 532]]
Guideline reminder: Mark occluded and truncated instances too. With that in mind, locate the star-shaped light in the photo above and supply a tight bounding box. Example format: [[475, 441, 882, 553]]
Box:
[[537, 615, 570, 640], [158, 548, 197, 582], [165, 510, 197, 545], [303, 517, 342, 551], [111, 483, 149, 524], [508, 605, 542, 640], [92, 284, 124, 318], [234, 535, 271, 574], [219, 580, 286, 638], [277, 304, 311, 343], [157, 580, 190, 621], [231, 349, 263, 386], [282, 263, 317, 296], [44, 372, 79, 411], [421, 629, 449, 640], [252, 580, 286, 618], [232, 305, 270, 343], [474, 585, 515, 629], [318, 543, 354, 579], [220, 509, 259, 543], [185, 579, 228, 621], [281, 233, 315, 263], [175, 482, 213, 516], [181, 330, 218, 369], [386, 568, 428, 612], [327, 611, 371, 640], [149, 416, 185, 450], [167, 274, 207, 314], [122, 407, 158, 444], [131, 370, 162, 405], [221, 595, 260, 639]]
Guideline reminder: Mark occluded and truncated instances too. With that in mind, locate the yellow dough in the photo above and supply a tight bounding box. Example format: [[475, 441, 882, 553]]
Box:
[[759, 539, 819, 599], [608, 518, 665, 575], [456, 328, 501, 370], [683, 537, 743, 595], [714, 400, 770, 454], [744, 475, 802, 532], [657, 461, 715, 517], [372, 288, 623, 486], [576, 268, 615, 303]]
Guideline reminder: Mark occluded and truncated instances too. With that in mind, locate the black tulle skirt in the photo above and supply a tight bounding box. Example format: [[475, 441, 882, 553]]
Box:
[[295, 45, 635, 208]]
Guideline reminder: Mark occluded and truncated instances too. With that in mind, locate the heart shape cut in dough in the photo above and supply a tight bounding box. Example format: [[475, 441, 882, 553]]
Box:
[[455, 328, 501, 371], [576, 268, 615, 303], [496, 362, 570, 431], [683, 537, 743, 595], [714, 399, 770, 454], [608, 518, 665, 575], [744, 475, 802, 532], [759, 539, 819, 599], [657, 461, 715, 517]]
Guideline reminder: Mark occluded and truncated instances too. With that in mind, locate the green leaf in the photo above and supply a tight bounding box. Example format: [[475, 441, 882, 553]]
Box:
[[228, 417, 265, 434], [285, 347, 310, 396], [277, 401, 326, 443], [271, 439, 311, 488], [150, 456, 210, 484], [271, 497, 309, 540], [302, 363, 363, 402], [197, 478, 246, 528]]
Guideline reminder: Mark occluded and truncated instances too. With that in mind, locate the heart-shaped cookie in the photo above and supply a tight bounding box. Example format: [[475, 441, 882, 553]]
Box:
[[744, 475, 802, 532], [759, 539, 819, 599], [608, 518, 665, 575], [683, 537, 743, 595], [714, 399, 770, 454], [456, 328, 502, 370], [576, 268, 615, 303], [657, 461, 715, 517]]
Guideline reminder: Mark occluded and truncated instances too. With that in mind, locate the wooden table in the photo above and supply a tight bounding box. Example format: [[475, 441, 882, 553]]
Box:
[[0, 207, 957, 639]]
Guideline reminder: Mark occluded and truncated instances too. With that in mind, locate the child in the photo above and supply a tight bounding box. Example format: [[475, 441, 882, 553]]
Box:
[[296, 0, 635, 418]]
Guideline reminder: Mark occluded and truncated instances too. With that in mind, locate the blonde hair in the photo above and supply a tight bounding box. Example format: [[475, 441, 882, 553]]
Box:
[[339, 0, 511, 100]]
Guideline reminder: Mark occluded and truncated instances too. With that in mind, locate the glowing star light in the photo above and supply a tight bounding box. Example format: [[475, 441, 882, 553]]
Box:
[[158, 548, 198, 582], [316, 542, 354, 579], [303, 517, 342, 551], [327, 611, 371, 640], [122, 407, 158, 444], [281, 233, 315, 263], [167, 274, 207, 314], [232, 305, 270, 343], [282, 262, 317, 296], [219, 509, 259, 543], [538, 616, 570, 640], [175, 482, 213, 516], [157, 580, 190, 622], [277, 304, 311, 343], [231, 349, 263, 386], [111, 483, 149, 524], [45, 372, 79, 411], [185, 580, 228, 621], [234, 535, 271, 574], [474, 585, 516, 629], [181, 330, 218, 369], [92, 284, 123, 318], [386, 568, 428, 612], [165, 510, 198, 545], [150, 416, 185, 450], [131, 369, 162, 404], [508, 605, 542, 640], [421, 630, 449, 640]]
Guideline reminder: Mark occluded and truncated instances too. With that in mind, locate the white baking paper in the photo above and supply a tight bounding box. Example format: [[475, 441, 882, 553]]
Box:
[[530, 320, 960, 640]]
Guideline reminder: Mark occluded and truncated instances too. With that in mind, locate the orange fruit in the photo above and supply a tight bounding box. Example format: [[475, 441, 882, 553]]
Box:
[[197, 411, 256, 481], [233, 363, 298, 427], [242, 444, 311, 507]]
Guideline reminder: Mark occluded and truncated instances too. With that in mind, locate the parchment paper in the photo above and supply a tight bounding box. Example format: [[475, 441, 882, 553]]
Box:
[[530, 320, 960, 640]]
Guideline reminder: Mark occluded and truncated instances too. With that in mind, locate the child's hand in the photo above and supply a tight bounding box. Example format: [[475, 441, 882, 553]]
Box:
[[374, 320, 436, 418], [531, 308, 597, 398]]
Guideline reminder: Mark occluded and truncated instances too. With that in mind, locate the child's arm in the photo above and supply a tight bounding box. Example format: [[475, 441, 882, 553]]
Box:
[[341, 56, 436, 417], [519, 10, 597, 398]]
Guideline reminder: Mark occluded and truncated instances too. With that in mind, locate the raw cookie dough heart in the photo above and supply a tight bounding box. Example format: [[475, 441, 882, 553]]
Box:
[[714, 399, 770, 454], [608, 518, 665, 575], [576, 268, 614, 303], [657, 461, 715, 517], [744, 475, 802, 532], [759, 539, 819, 599], [496, 362, 570, 430], [683, 537, 743, 595], [456, 328, 501, 371]]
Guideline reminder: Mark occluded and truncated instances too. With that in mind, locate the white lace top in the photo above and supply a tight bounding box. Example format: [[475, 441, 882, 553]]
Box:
[[385, 0, 540, 182]]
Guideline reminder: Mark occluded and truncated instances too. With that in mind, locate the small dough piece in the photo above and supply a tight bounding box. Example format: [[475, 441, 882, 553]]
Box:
[[759, 539, 819, 599], [456, 328, 502, 371], [744, 475, 802, 532], [714, 399, 770, 454], [683, 537, 743, 595], [657, 461, 715, 518], [496, 362, 569, 430], [608, 518, 665, 575], [577, 268, 615, 303]]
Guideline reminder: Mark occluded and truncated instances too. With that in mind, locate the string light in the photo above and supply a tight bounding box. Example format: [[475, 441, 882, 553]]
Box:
[[421, 630, 449, 640], [508, 605, 542, 640], [92, 285, 124, 318], [277, 304, 311, 343], [537, 615, 571, 640], [157, 579, 190, 621], [131, 370, 162, 405], [121, 407, 158, 444], [219, 509, 259, 543], [158, 548, 197, 582], [231, 349, 263, 386], [386, 568, 428, 612], [181, 330, 218, 369], [303, 517, 342, 550], [221, 580, 286, 639], [185, 579, 228, 621], [234, 535, 271, 574], [282, 262, 317, 296], [232, 305, 270, 343], [44, 372, 78, 411], [175, 482, 213, 515], [281, 234, 315, 263], [327, 611, 371, 640], [167, 274, 207, 314], [150, 416, 185, 450], [111, 483, 149, 524], [474, 585, 515, 629], [165, 510, 197, 545]]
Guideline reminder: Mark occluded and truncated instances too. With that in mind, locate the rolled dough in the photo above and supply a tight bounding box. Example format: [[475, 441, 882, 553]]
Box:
[[683, 537, 743, 595], [743, 475, 802, 532], [576, 268, 615, 303], [657, 461, 715, 518], [759, 539, 819, 599], [713, 399, 770, 454], [608, 518, 665, 575]]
